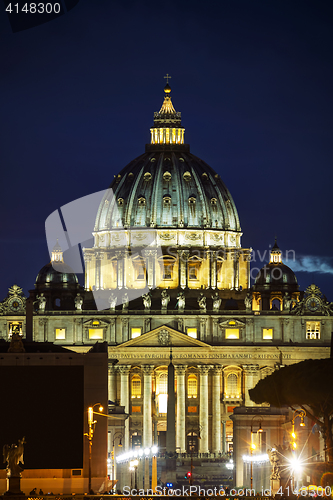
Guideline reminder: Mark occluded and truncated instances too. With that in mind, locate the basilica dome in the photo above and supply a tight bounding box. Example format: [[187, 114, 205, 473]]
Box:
[[35, 241, 79, 288], [94, 85, 241, 233]]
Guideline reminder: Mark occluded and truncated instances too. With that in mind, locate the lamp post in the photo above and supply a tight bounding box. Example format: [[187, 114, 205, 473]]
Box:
[[84, 403, 103, 494], [112, 432, 123, 493], [290, 410, 306, 491], [129, 460, 139, 490], [250, 417, 263, 491]]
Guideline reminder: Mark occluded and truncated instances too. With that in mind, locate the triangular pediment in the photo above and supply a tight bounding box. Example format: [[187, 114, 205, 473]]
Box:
[[118, 325, 212, 349]]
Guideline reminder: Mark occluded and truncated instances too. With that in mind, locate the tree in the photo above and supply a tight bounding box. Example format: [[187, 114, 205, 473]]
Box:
[[249, 358, 333, 463]]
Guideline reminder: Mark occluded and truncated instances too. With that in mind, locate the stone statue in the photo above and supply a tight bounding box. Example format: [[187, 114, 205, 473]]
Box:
[[108, 293, 117, 312], [74, 293, 83, 311], [268, 447, 280, 480], [211, 292, 221, 312], [244, 292, 252, 311], [36, 293, 46, 312], [198, 293, 206, 312], [122, 293, 129, 312], [177, 292, 185, 312], [3, 437, 26, 476], [142, 292, 151, 311], [283, 292, 292, 311], [161, 289, 170, 310]]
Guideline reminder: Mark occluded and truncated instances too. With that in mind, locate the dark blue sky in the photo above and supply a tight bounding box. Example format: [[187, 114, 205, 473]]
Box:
[[0, 0, 332, 300]]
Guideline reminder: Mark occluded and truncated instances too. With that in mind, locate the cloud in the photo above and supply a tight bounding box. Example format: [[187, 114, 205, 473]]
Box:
[[290, 255, 333, 275]]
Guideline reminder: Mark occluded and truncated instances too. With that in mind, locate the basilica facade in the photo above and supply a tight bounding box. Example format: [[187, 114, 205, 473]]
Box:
[[1, 84, 332, 492]]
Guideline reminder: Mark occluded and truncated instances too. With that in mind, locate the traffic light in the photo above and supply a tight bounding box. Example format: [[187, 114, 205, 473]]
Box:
[[185, 472, 192, 479]]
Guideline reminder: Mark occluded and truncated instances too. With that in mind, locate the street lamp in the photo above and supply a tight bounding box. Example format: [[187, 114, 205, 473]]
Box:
[[129, 460, 139, 490], [290, 410, 306, 491], [111, 432, 123, 493], [250, 417, 263, 491], [84, 403, 103, 494]]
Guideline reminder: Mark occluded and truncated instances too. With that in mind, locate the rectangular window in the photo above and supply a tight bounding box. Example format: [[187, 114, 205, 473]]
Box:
[[132, 406, 141, 413], [306, 321, 320, 339], [225, 329, 239, 339], [89, 328, 103, 340], [189, 265, 198, 280], [163, 264, 173, 280], [131, 327, 142, 339], [55, 328, 66, 340], [187, 327, 197, 339], [262, 328, 273, 340], [188, 406, 197, 413]]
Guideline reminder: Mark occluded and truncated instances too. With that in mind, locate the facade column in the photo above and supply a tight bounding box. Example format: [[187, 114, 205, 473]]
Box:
[[108, 364, 117, 403], [74, 317, 83, 344], [212, 365, 222, 453], [118, 365, 131, 449], [142, 365, 154, 448], [198, 365, 211, 453], [200, 318, 207, 341], [175, 365, 187, 453], [243, 364, 259, 406], [233, 251, 240, 290], [39, 318, 48, 342], [144, 249, 157, 289], [222, 420, 226, 454]]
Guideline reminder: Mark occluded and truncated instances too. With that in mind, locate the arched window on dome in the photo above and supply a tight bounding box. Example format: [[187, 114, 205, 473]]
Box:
[[162, 195, 172, 225], [131, 374, 142, 399], [271, 298, 281, 311], [187, 374, 198, 399]]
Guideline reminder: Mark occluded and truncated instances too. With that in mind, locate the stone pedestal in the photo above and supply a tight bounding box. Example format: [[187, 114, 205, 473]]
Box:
[[5, 475, 24, 495], [270, 478, 280, 496]]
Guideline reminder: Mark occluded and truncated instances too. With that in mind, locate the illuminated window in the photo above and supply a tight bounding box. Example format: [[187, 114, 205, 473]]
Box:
[[157, 373, 168, 414], [188, 196, 196, 205], [117, 198, 124, 206], [225, 329, 239, 339], [131, 375, 141, 398], [183, 171, 191, 181], [187, 374, 197, 398], [187, 327, 197, 339], [89, 328, 103, 340], [131, 327, 141, 339], [138, 197, 146, 206], [163, 195, 172, 206], [8, 322, 22, 337], [226, 374, 238, 397], [263, 328, 273, 340], [160, 258, 175, 280], [55, 328, 66, 340], [306, 321, 320, 339]]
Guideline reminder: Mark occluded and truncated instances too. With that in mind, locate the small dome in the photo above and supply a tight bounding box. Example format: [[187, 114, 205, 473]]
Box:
[[254, 262, 298, 287], [253, 240, 298, 290], [35, 262, 78, 286]]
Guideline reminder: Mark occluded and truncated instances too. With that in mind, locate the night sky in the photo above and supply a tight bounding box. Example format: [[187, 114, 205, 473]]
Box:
[[0, 0, 332, 301]]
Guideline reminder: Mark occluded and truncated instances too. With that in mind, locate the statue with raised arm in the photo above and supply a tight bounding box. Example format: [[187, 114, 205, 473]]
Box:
[[142, 292, 151, 311], [161, 289, 170, 311], [74, 293, 83, 311], [211, 292, 221, 312], [3, 437, 26, 477], [36, 293, 46, 312], [177, 292, 185, 313], [198, 293, 206, 312]]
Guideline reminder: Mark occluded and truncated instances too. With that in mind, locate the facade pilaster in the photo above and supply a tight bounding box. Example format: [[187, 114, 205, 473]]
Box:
[[74, 317, 83, 344], [210, 251, 217, 289], [39, 318, 48, 342], [118, 365, 131, 449], [109, 318, 116, 343], [142, 365, 154, 448], [178, 249, 189, 289], [121, 317, 129, 342], [108, 364, 117, 403], [116, 250, 124, 289], [175, 365, 187, 453], [233, 251, 240, 290], [143, 250, 157, 289], [199, 318, 207, 341], [212, 365, 222, 453], [243, 364, 260, 406], [197, 365, 211, 453]]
